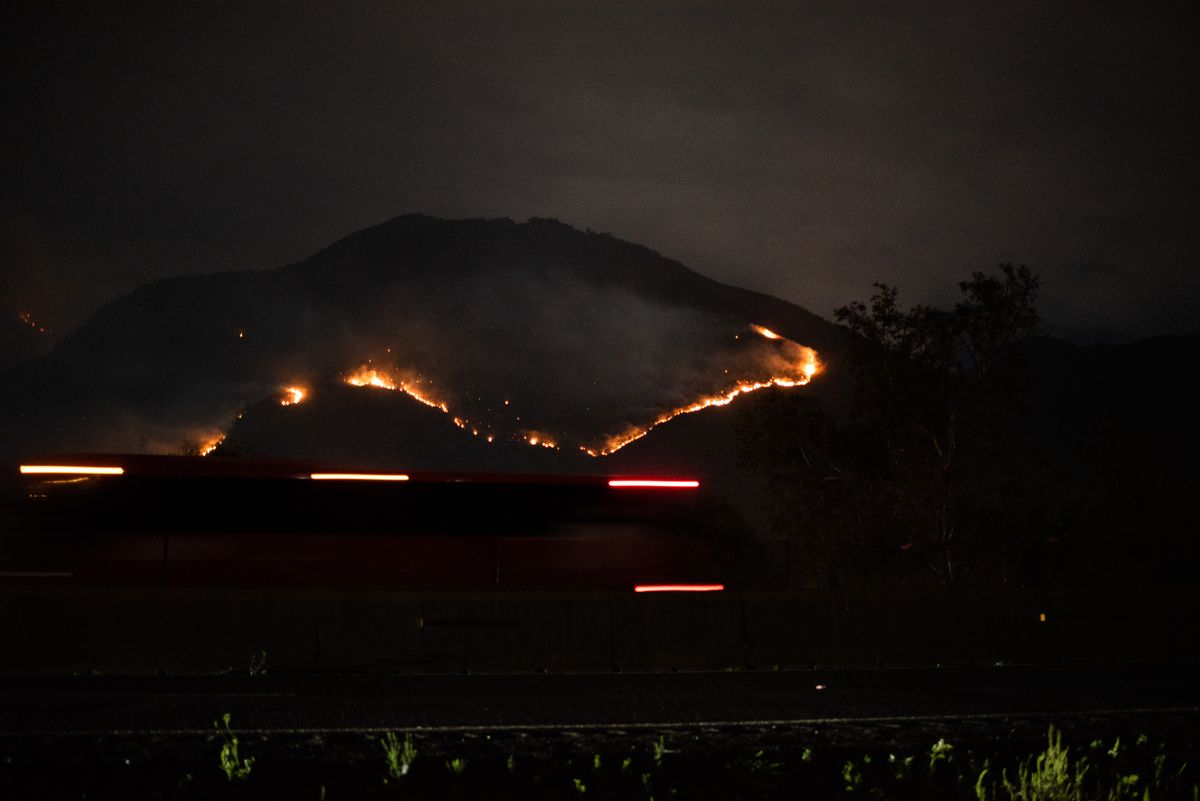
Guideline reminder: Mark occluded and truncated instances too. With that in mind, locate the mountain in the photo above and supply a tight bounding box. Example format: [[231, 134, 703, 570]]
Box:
[[0, 215, 842, 460]]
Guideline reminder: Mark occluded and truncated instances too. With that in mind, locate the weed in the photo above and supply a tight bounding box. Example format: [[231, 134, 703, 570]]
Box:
[[380, 731, 417, 780], [843, 758, 863, 792], [999, 726, 1087, 801], [248, 650, 268, 676], [652, 735, 666, 767], [446, 757, 467, 775], [930, 738, 955, 772], [214, 713, 254, 781], [573, 776, 587, 794]]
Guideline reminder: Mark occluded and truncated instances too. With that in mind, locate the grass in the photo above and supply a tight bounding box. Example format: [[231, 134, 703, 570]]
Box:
[[214, 713, 254, 781], [380, 731, 418, 780], [4, 721, 1196, 798]]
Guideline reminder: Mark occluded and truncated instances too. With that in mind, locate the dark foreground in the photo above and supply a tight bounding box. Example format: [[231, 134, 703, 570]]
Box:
[[1, 663, 1197, 798]]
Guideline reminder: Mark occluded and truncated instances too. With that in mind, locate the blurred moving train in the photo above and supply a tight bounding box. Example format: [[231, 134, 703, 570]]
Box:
[[0, 456, 726, 592]]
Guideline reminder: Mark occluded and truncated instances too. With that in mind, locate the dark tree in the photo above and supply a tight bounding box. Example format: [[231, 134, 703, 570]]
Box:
[[748, 265, 1040, 588]]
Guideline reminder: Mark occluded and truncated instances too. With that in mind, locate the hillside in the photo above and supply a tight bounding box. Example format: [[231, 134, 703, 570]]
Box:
[[0, 215, 841, 458]]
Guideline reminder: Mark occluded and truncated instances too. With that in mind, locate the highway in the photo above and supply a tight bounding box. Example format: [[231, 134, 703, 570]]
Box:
[[2, 662, 1196, 737]]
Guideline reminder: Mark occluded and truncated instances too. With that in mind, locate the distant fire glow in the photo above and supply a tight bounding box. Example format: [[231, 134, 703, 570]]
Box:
[[198, 435, 224, 456], [280, 386, 306, 406], [341, 322, 820, 457], [17, 311, 49, 334]]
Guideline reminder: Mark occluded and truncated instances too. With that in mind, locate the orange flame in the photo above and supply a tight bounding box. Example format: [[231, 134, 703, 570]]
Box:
[[344, 367, 450, 413], [339, 323, 821, 458], [524, 431, 559, 450], [592, 331, 821, 455], [280, 386, 306, 406], [198, 435, 225, 456], [752, 324, 782, 340]]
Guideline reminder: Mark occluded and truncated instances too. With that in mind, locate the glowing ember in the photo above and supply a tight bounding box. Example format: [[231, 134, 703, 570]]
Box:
[[17, 311, 49, 334], [280, 386, 306, 406]]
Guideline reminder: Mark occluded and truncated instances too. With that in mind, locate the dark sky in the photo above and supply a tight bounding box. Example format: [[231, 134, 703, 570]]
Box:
[[4, 1, 1197, 343]]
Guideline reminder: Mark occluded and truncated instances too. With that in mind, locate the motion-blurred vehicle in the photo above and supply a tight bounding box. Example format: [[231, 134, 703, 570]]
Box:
[[1, 456, 725, 592]]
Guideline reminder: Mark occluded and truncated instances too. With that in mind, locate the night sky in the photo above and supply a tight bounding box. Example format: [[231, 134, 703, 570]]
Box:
[[4, 2, 1197, 344]]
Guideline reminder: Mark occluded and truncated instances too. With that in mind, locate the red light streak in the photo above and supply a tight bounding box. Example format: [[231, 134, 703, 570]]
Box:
[[309, 472, 410, 481], [608, 479, 700, 489], [634, 584, 725, 593]]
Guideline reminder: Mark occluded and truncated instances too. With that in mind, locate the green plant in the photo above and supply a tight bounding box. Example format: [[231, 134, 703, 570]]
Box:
[[652, 735, 666, 767], [446, 757, 467, 775], [930, 738, 955, 772], [1000, 726, 1088, 801], [843, 759, 863, 792], [215, 713, 254, 781], [381, 731, 417, 780]]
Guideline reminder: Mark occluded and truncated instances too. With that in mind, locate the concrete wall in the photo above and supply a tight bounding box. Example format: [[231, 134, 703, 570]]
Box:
[[1, 587, 1196, 673]]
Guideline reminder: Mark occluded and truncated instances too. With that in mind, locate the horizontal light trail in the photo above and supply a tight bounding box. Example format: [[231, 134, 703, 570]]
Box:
[[634, 584, 725, 593], [608, 479, 700, 489], [309, 473, 410, 481], [19, 465, 124, 476]]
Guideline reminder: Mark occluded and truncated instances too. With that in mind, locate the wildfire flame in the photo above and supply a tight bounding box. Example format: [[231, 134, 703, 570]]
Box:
[[198, 434, 224, 456], [340, 322, 820, 458], [752, 324, 782, 340], [344, 367, 450, 413], [588, 325, 821, 455], [280, 386, 306, 406], [524, 432, 559, 450]]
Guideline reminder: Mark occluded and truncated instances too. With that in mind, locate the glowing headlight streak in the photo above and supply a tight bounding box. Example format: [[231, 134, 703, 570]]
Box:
[[634, 584, 725, 593], [309, 472, 410, 481], [20, 465, 124, 476], [608, 479, 700, 489]]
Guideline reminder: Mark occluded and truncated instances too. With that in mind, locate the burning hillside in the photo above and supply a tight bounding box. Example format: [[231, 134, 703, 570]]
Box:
[[0, 215, 841, 458], [333, 322, 820, 458]]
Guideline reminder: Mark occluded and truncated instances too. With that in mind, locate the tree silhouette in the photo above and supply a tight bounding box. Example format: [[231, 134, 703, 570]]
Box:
[[747, 265, 1040, 588]]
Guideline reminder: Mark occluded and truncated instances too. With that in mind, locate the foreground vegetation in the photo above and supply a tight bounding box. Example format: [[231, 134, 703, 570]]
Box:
[[2, 719, 1195, 799]]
